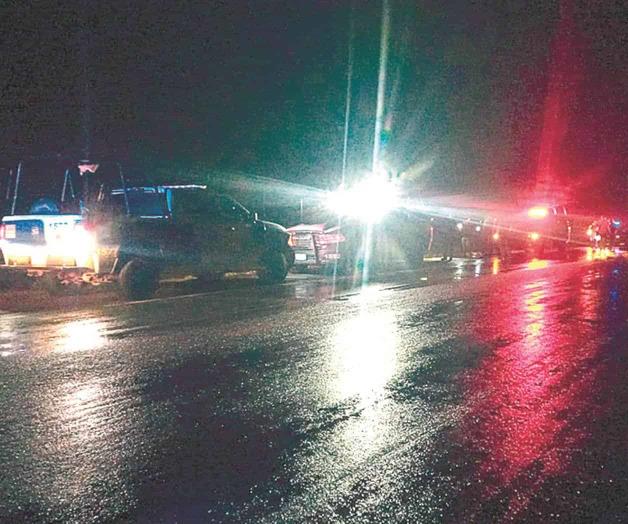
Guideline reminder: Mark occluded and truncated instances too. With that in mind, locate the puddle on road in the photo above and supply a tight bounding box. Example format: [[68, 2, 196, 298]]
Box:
[[0, 314, 113, 356]]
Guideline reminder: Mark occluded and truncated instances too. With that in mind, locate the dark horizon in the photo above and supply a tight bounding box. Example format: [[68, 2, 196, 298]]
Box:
[[1, 1, 626, 206]]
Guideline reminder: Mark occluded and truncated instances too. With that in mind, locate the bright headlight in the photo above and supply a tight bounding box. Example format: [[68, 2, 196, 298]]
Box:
[[51, 224, 94, 252], [48, 223, 97, 267], [326, 176, 399, 223]]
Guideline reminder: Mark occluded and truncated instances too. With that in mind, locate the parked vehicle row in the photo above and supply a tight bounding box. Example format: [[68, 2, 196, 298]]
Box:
[[1, 159, 623, 300], [287, 201, 626, 270]]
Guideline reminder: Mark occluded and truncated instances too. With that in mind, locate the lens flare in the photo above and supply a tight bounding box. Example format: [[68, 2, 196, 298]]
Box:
[[326, 176, 399, 223]]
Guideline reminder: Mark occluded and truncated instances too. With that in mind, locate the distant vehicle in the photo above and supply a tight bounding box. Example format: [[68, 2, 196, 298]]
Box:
[[502, 204, 573, 259], [477, 217, 510, 258], [287, 221, 346, 272], [0, 158, 294, 299], [587, 216, 611, 249], [456, 217, 489, 258], [610, 216, 627, 251], [287, 209, 428, 274], [587, 215, 627, 252]]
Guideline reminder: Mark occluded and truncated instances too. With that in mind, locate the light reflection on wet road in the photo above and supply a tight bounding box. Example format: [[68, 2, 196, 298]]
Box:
[[0, 256, 626, 522]]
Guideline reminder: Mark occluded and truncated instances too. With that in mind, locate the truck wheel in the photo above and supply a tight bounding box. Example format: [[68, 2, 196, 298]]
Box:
[[119, 259, 159, 300], [258, 252, 288, 284]]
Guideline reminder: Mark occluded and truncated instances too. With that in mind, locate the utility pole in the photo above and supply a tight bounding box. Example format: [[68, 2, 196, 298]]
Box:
[[341, 1, 355, 187], [372, 0, 390, 173]]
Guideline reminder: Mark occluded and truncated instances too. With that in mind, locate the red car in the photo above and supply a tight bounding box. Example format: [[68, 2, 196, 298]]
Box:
[[287, 222, 345, 271]]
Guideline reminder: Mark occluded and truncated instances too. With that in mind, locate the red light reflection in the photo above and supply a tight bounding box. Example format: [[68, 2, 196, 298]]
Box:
[[491, 257, 500, 275], [449, 269, 608, 521]]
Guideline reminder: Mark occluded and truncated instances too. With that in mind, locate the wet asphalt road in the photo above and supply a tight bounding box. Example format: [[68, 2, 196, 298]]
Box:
[[0, 255, 627, 523]]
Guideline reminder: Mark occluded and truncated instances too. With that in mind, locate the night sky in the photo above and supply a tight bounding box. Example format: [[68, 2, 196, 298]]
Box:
[[2, 1, 626, 207]]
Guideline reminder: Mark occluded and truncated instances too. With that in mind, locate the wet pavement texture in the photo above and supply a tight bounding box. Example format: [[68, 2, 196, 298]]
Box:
[[0, 256, 627, 523]]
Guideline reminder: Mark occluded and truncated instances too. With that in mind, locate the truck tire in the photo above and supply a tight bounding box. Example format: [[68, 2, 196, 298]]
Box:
[[119, 259, 159, 300], [258, 251, 288, 284]]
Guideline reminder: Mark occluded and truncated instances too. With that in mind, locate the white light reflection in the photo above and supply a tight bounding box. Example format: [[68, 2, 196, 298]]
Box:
[[454, 259, 465, 280], [474, 259, 483, 277], [65, 383, 101, 417], [0, 316, 22, 356], [329, 306, 400, 460], [48, 381, 109, 495], [54, 318, 106, 354], [332, 307, 399, 403]]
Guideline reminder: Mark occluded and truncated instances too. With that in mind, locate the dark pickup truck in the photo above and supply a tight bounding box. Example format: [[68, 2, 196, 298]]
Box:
[[1, 180, 294, 299], [108, 185, 295, 298]]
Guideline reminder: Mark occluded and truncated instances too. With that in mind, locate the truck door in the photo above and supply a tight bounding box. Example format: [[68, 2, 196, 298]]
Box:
[[214, 195, 261, 271], [170, 190, 239, 273]]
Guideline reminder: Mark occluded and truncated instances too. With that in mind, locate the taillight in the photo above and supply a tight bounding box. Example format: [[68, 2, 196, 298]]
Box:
[[492, 232, 500, 241], [287, 234, 295, 247], [0, 224, 4, 240], [529, 232, 540, 241]]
